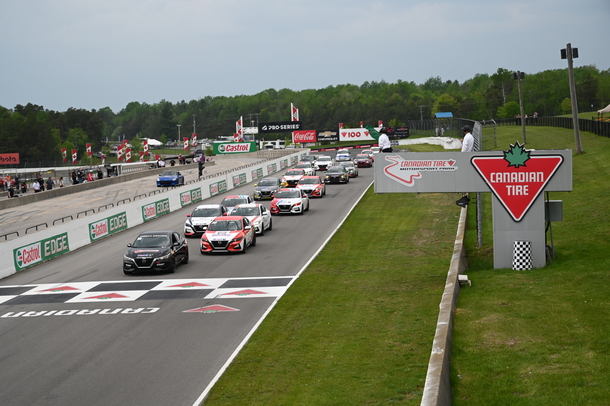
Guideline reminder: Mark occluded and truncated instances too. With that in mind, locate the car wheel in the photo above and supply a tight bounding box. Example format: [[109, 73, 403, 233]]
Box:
[[268, 218, 273, 231], [183, 250, 189, 264], [305, 201, 310, 211], [242, 240, 248, 253], [251, 234, 257, 247], [259, 224, 265, 236]]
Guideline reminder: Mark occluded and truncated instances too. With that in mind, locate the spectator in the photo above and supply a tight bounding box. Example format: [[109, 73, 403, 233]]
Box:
[[461, 125, 474, 152], [97, 168, 103, 180], [46, 177, 54, 190], [71, 170, 77, 185], [59, 177, 66, 188], [33, 180, 41, 193], [378, 128, 392, 152], [87, 171, 94, 182]]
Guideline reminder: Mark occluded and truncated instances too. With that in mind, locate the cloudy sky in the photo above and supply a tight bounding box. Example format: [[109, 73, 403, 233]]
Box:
[[1, 0, 609, 113]]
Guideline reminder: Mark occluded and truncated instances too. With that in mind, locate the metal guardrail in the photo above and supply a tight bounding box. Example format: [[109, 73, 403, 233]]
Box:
[[134, 194, 147, 201], [53, 215, 74, 225], [1, 231, 19, 241], [98, 203, 115, 212], [76, 209, 95, 218], [117, 198, 131, 206], [26, 223, 48, 234]]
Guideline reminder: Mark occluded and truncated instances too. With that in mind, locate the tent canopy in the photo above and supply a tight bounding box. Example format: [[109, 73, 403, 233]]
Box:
[[142, 138, 162, 146], [435, 112, 453, 118], [597, 104, 610, 114]]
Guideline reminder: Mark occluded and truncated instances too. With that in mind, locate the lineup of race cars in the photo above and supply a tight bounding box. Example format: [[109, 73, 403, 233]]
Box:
[[123, 149, 378, 274]]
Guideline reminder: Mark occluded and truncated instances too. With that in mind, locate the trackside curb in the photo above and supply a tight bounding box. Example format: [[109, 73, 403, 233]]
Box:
[[421, 206, 468, 406]]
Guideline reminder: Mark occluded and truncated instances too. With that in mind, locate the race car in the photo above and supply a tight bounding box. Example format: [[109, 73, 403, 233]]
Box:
[[354, 154, 373, 168], [371, 146, 380, 154], [297, 175, 326, 198], [270, 188, 310, 215], [361, 149, 375, 162], [281, 169, 306, 187], [156, 170, 184, 187], [338, 161, 359, 177], [220, 195, 254, 214], [184, 204, 228, 237], [300, 155, 317, 165], [335, 149, 351, 162], [231, 203, 273, 235], [253, 177, 282, 200], [324, 165, 350, 184], [123, 231, 189, 274], [200, 216, 256, 254], [314, 156, 333, 171], [295, 162, 316, 176]]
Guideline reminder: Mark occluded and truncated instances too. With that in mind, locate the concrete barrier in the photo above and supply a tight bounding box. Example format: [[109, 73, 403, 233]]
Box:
[[421, 206, 468, 406]]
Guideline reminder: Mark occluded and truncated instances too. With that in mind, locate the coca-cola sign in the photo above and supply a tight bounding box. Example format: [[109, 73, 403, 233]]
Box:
[[293, 130, 316, 143]]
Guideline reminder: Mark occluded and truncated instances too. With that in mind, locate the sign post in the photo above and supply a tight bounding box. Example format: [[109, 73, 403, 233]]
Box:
[[374, 143, 572, 269]]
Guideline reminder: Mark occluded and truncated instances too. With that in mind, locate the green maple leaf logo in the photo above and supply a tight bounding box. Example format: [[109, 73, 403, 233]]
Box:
[[503, 142, 530, 168]]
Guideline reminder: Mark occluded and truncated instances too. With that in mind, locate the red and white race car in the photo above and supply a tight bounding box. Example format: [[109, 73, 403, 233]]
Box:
[[231, 203, 273, 236], [281, 168, 306, 187], [270, 188, 310, 215], [296, 175, 326, 198], [200, 216, 256, 254]]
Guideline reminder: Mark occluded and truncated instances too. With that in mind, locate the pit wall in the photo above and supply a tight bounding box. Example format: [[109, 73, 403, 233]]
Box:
[[2, 152, 305, 279]]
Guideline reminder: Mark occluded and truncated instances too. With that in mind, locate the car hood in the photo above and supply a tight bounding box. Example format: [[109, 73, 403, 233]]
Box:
[[125, 247, 171, 259], [254, 186, 279, 191], [187, 216, 216, 226], [273, 197, 302, 205], [205, 231, 241, 241]]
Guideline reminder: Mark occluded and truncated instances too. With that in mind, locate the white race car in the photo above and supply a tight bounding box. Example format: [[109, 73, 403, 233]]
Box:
[[295, 162, 315, 176], [184, 204, 228, 237], [314, 156, 333, 171], [270, 188, 310, 215], [335, 149, 351, 162], [231, 203, 273, 235], [281, 169, 306, 187]]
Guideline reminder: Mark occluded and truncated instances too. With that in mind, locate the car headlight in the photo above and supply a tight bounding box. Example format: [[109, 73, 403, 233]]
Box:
[[252, 219, 261, 226], [156, 178, 161, 182], [157, 253, 171, 261], [231, 235, 243, 243], [123, 255, 134, 262]]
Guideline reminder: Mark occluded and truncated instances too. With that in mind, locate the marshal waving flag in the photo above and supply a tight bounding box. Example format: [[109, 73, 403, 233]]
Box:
[[365, 125, 381, 141]]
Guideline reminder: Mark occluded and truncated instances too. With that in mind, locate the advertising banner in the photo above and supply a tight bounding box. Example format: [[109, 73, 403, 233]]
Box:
[[14, 233, 70, 272], [317, 130, 339, 143], [180, 188, 203, 207], [258, 121, 302, 134], [339, 128, 375, 142], [252, 167, 264, 180], [232, 173, 247, 188], [212, 142, 257, 155], [0, 153, 20, 165], [142, 198, 171, 222], [89, 212, 128, 242], [209, 180, 228, 197], [293, 130, 316, 144]]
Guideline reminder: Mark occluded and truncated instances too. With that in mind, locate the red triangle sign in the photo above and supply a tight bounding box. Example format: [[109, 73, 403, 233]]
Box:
[[222, 289, 268, 296], [40, 286, 80, 292], [472, 150, 563, 222], [167, 282, 211, 288], [183, 305, 240, 313], [84, 293, 130, 300]]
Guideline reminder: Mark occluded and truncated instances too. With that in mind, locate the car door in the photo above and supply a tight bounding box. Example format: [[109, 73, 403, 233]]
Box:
[[173, 232, 186, 261], [260, 205, 271, 230], [243, 218, 254, 246]]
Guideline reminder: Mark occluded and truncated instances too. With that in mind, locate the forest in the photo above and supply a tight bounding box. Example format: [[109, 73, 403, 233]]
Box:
[[0, 65, 608, 166]]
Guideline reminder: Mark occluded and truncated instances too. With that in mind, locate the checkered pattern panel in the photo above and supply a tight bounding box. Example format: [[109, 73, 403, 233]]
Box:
[[512, 240, 532, 270]]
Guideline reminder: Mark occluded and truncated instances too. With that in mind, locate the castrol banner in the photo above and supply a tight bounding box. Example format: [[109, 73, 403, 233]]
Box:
[[212, 141, 257, 155], [339, 128, 375, 142], [292, 130, 316, 144], [14, 233, 70, 271]]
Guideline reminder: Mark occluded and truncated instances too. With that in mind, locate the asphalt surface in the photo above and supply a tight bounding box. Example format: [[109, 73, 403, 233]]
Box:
[[0, 150, 375, 406]]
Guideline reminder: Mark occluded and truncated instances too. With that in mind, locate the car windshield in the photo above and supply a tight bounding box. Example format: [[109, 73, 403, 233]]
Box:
[[232, 206, 259, 216], [356, 155, 369, 159], [301, 156, 315, 161], [298, 178, 319, 185], [285, 170, 303, 176], [327, 167, 344, 174], [191, 207, 222, 217], [160, 171, 179, 177], [340, 162, 354, 168], [257, 179, 278, 186], [318, 157, 331, 162], [132, 234, 171, 248], [295, 163, 311, 169], [208, 220, 241, 231], [337, 150, 349, 154], [222, 198, 247, 207], [276, 190, 301, 198]]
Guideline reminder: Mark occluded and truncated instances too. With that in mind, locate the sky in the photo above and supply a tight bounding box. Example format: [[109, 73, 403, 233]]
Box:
[[1, 0, 609, 113]]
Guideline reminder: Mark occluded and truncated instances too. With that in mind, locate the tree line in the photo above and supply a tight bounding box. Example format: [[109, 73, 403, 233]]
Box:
[[1, 65, 608, 166]]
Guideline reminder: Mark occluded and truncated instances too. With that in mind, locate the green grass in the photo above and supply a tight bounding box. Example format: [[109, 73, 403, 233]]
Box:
[[202, 126, 610, 405], [453, 126, 610, 405]]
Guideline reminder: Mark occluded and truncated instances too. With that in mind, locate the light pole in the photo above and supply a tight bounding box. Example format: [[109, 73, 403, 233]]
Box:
[[514, 71, 527, 144], [192, 115, 196, 136], [177, 124, 181, 143], [561, 43, 583, 154]]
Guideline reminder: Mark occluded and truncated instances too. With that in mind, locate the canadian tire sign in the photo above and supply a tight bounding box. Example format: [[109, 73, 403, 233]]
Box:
[[212, 142, 257, 155], [471, 142, 563, 221]]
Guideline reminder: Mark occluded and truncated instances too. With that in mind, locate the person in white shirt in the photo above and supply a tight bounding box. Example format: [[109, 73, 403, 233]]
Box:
[[461, 125, 474, 152], [378, 128, 392, 152]]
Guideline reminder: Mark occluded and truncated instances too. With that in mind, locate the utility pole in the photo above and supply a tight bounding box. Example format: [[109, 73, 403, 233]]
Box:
[[561, 43, 583, 154], [514, 71, 527, 145], [417, 105, 426, 121], [192, 114, 196, 135]]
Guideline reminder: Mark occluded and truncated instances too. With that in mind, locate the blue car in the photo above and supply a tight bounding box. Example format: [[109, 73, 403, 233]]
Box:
[[157, 170, 184, 187]]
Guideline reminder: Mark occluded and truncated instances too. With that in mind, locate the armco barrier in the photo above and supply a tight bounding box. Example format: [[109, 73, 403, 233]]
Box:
[[420, 206, 468, 406], [2, 151, 306, 279]]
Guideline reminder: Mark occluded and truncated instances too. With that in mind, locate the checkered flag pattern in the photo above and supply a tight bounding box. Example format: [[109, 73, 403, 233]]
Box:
[[512, 240, 532, 270]]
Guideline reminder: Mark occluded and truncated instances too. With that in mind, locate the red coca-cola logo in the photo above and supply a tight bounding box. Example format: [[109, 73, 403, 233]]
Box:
[[293, 130, 316, 143]]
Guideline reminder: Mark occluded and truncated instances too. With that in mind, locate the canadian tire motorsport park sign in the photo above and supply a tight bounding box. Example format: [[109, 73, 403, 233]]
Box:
[[374, 142, 573, 269]]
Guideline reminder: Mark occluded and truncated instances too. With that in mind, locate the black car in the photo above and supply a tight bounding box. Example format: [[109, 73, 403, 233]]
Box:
[[324, 166, 350, 184], [123, 231, 189, 274]]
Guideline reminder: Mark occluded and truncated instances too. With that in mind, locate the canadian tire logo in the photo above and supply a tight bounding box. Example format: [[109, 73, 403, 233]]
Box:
[[471, 142, 563, 221]]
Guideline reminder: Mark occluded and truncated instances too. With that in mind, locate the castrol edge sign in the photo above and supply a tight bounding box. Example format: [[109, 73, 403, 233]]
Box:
[[339, 128, 375, 141], [212, 141, 256, 155], [14, 233, 70, 271]]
